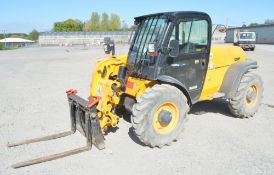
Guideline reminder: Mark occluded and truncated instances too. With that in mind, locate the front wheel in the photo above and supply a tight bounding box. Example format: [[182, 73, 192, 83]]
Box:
[[131, 84, 189, 148], [228, 72, 263, 118]]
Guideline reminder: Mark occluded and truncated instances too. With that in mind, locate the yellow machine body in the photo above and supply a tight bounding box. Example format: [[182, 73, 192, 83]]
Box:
[[199, 45, 246, 101], [89, 55, 127, 129], [89, 45, 246, 130], [89, 55, 154, 130]]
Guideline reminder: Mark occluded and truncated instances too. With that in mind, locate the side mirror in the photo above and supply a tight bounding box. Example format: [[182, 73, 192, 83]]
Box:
[[168, 40, 179, 57], [217, 25, 227, 33], [212, 24, 227, 35]]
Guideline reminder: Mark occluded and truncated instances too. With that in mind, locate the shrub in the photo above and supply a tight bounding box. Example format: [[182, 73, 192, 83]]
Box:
[[0, 43, 4, 50]]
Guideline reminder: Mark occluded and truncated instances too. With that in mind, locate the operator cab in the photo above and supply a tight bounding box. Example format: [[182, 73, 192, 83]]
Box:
[[128, 11, 212, 102]]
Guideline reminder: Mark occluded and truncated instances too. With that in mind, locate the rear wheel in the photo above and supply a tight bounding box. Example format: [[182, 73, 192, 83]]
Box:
[[131, 84, 189, 148], [228, 72, 263, 118]]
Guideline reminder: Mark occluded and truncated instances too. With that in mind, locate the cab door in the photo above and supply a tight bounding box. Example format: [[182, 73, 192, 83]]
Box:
[[163, 19, 210, 101]]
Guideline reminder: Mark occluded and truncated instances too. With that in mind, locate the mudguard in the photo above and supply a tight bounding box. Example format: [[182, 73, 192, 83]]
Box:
[[219, 59, 258, 98], [157, 75, 193, 104]]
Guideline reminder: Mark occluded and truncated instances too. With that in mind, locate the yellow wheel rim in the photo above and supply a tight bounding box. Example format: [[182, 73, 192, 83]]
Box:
[[246, 84, 258, 107], [153, 102, 179, 135]]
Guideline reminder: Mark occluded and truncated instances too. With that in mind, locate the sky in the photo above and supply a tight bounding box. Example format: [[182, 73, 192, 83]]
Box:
[[0, 0, 274, 33]]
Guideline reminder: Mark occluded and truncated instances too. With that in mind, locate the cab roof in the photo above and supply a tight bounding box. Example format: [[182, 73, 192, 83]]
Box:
[[135, 11, 211, 21]]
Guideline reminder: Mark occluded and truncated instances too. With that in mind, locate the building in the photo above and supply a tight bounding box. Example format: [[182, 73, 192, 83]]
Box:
[[225, 24, 274, 44], [0, 38, 35, 48], [39, 32, 133, 46], [39, 29, 226, 46]]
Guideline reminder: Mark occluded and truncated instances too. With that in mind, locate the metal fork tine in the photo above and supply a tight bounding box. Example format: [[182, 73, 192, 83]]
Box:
[[8, 93, 105, 168], [11, 110, 93, 169], [7, 131, 74, 147], [11, 144, 92, 168]]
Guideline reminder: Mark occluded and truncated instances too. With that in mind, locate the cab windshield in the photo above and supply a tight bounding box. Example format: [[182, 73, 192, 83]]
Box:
[[240, 33, 255, 39], [128, 16, 168, 66]]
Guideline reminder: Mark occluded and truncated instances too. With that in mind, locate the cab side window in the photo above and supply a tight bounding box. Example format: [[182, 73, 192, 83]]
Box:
[[170, 19, 208, 54]]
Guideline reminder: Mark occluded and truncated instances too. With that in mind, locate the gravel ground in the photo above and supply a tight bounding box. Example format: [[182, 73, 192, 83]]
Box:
[[0, 44, 273, 175]]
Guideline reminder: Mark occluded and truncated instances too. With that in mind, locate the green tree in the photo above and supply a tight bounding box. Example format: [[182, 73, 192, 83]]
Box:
[[54, 22, 64, 32], [53, 19, 83, 32], [100, 12, 109, 31], [0, 43, 4, 50], [6, 33, 28, 39], [248, 23, 259, 27], [84, 12, 100, 31], [28, 29, 39, 41], [63, 19, 83, 31], [110, 14, 121, 31], [265, 19, 274, 25], [83, 20, 91, 32]]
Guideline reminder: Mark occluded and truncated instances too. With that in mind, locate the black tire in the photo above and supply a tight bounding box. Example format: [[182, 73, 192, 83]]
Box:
[[228, 72, 263, 118], [131, 84, 189, 148]]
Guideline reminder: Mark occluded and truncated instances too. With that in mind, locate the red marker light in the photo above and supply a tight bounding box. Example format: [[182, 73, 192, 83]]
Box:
[[126, 80, 134, 89]]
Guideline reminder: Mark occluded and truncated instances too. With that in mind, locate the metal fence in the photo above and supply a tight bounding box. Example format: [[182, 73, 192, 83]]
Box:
[[39, 31, 133, 46]]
